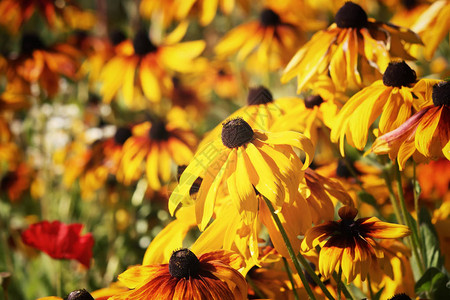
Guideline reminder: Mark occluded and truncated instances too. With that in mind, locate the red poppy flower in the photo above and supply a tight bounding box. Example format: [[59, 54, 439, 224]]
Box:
[[21, 220, 94, 268]]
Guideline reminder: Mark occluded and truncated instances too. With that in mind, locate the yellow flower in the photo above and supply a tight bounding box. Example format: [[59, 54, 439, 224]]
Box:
[[99, 29, 205, 108], [139, 0, 238, 27], [411, 0, 450, 60], [7, 33, 79, 97], [282, 1, 422, 94], [215, 5, 305, 72], [199, 86, 298, 148], [331, 61, 440, 155], [301, 206, 410, 283], [169, 117, 314, 231], [118, 114, 197, 190], [371, 80, 450, 170], [111, 249, 247, 300]]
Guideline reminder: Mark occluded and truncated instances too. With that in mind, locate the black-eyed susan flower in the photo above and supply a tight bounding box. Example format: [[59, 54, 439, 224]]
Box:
[[215, 5, 306, 72], [170, 117, 314, 231], [387, 0, 430, 29], [118, 111, 197, 190], [110, 249, 247, 300], [331, 61, 440, 154], [199, 86, 298, 148], [282, 1, 423, 94], [0, 162, 30, 202], [372, 80, 450, 170], [62, 126, 132, 199], [411, 0, 450, 60], [301, 206, 410, 283], [99, 29, 204, 109], [417, 158, 450, 199], [7, 32, 79, 97], [0, 0, 95, 33], [139, 0, 244, 27]]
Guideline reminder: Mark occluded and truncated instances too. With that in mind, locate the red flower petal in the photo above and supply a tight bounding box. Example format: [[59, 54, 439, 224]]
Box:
[[21, 220, 94, 267]]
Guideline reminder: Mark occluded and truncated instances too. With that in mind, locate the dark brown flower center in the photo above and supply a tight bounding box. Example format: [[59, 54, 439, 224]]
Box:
[[133, 30, 157, 56], [21, 33, 45, 55], [169, 249, 200, 279], [149, 120, 170, 141], [383, 61, 417, 87], [109, 30, 127, 46], [177, 165, 203, 196], [402, 0, 419, 10], [260, 9, 281, 27], [221, 118, 254, 148], [388, 293, 412, 300], [336, 160, 360, 178], [114, 127, 132, 145], [339, 218, 361, 238], [66, 289, 95, 300], [432, 81, 450, 107], [335, 2, 368, 29], [247, 86, 273, 105], [304, 95, 324, 109]]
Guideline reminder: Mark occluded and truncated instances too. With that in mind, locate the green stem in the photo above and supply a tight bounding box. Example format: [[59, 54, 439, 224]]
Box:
[[332, 272, 353, 300], [246, 275, 266, 299], [412, 162, 422, 245], [283, 257, 300, 300], [367, 274, 374, 300], [381, 168, 404, 225], [296, 254, 335, 300], [261, 196, 317, 300], [395, 162, 425, 275]]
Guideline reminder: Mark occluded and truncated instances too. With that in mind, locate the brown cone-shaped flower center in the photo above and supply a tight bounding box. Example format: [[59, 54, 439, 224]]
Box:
[[260, 9, 281, 27], [339, 218, 362, 238], [383, 61, 417, 87], [403, 0, 419, 10], [133, 30, 158, 55], [432, 81, 450, 107], [21, 33, 45, 55], [247, 86, 273, 105], [388, 293, 412, 300], [221, 118, 254, 148], [114, 127, 132, 145], [109, 30, 127, 46], [335, 2, 368, 29], [169, 249, 200, 279], [149, 120, 170, 141], [304, 95, 324, 109], [66, 289, 95, 300]]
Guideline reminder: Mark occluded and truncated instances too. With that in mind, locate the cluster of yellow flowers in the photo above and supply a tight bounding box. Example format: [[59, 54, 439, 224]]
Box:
[[0, 0, 449, 299]]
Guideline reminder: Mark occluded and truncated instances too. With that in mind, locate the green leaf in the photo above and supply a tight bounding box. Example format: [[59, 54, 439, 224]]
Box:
[[357, 191, 377, 207], [419, 208, 443, 269], [372, 286, 385, 300], [415, 267, 450, 298]]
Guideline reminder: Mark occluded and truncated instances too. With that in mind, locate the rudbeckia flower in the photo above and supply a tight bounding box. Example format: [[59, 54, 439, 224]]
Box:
[[331, 60, 440, 154], [169, 117, 314, 231], [411, 0, 450, 60], [110, 249, 247, 300], [215, 5, 306, 72], [199, 86, 297, 148], [0, 162, 30, 202], [372, 80, 450, 170], [21, 220, 94, 268], [118, 113, 197, 190], [6, 33, 79, 97], [63, 126, 132, 199], [417, 158, 450, 199], [282, 1, 423, 93], [99, 29, 205, 108], [0, 0, 95, 32], [301, 206, 410, 283]]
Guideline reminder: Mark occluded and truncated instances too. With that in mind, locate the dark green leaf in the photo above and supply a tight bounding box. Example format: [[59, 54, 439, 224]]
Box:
[[419, 208, 443, 268], [357, 191, 377, 207]]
